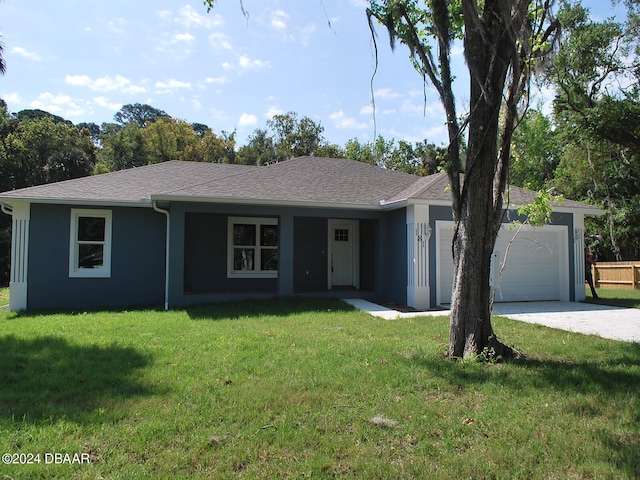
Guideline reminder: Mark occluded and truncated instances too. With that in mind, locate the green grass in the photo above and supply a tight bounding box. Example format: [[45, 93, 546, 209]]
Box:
[[0, 287, 8, 307], [0, 297, 639, 479], [586, 287, 640, 309]]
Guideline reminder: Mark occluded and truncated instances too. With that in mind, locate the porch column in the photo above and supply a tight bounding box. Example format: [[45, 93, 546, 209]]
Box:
[[278, 213, 294, 296], [8, 202, 30, 311], [574, 214, 586, 302], [406, 204, 430, 310]]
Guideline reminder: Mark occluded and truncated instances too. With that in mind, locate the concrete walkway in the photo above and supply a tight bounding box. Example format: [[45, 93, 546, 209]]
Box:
[[344, 299, 640, 343]]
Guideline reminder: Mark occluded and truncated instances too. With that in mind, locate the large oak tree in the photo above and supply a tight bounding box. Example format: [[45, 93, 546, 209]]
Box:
[[204, 0, 559, 359], [366, 0, 561, 359]]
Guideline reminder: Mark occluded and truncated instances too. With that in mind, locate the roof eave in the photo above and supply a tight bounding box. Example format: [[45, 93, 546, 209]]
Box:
[[151, 194, 382, 211], [0, 195, 153, 208], [380, 198, 453, 210], [550, 206, 605, 216]]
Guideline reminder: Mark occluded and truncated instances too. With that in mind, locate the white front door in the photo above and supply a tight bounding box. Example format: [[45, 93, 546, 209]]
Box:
[[328, 220, 359, 289]]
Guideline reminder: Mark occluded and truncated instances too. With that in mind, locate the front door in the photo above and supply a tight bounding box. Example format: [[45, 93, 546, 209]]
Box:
[[328, 220, 359, 289]]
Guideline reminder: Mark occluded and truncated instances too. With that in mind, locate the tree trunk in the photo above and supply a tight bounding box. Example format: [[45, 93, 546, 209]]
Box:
[[448, 135, 522, 360], [448, 116, 504, 359], [447, 0, 530, 361]]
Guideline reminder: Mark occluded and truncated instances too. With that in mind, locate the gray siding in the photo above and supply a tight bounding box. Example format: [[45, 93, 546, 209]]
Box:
[[183, 212, 277, 294], [23, 201, 413, 310], [359, 219, 378, 292], [293, 217, 327, 292], [27, 204, 166, 310], [169, 203, 393, 307], [378, 208, 407, 305]]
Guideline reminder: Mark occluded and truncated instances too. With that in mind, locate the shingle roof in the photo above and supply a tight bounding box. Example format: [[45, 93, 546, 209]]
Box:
[[387, 171, 598, 211], [0, 157, 602, 213], [156, 157, 419, 206], [0, 161, 255, 205]]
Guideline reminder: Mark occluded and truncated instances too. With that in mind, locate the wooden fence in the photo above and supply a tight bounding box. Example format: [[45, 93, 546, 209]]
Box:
[[593, 262, 640, 290]]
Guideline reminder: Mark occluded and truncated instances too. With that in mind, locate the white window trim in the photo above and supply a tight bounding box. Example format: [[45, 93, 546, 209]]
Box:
[[69, 209, 113, 278], [227, 216, 278, 279]]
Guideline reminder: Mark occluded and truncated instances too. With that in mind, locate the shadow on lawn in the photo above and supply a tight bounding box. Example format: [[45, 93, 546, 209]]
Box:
[[410, 341, 640, 395], [186, 296, 355, 321], [409, 342, 640, 478], [0, 335, 153, 423]]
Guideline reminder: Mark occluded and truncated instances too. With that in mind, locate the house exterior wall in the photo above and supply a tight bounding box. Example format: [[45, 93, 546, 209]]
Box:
[[378, 208, 407, 306], [184, 212, 277, 294], [359, 219, 378, 292], [27, 204, 166, 310], [12, 200, 581, 311], [167, 202, 405, 307], [293, 217, 328, 292]]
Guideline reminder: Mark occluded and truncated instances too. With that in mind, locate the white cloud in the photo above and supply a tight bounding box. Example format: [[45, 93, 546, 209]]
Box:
[[3, 92, 21, 105], [239, 55, 270, 70], [175, 5, 222, 29], [155, 79, 192, 94], [65, 74, 92, 87], [29, 92, 89, 118], [239, 55, 269, 70], [93, 96, 122, 110], [173, 32, 195, 42], [451, 41, 464, 57], [330, 110, 368, 129], [223, 55, 270, 72], [209, 32, 232, 50], [10, 46, 41, 61], [374, 88, 403, 99], [189, 96, 202, 111], [264, 106, 283, 119], [360, 104, 374, 115], [107, 18, 127, 34], [66, 74, 146, 95], [270, 10, 288, 30], [238, 113, 258, 127], [204, 76, 228, 85]]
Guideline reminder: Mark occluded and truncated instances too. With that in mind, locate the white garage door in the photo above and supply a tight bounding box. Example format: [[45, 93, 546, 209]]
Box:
[[436, 221, 569, 305]]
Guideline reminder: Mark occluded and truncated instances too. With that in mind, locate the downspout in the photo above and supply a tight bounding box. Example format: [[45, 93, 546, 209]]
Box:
[[1, 203, 12, 216], [152, 201, 170, 311]]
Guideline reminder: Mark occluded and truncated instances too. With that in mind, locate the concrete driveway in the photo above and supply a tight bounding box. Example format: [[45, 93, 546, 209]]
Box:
[[492, 301, 640, 342], [344, 299, 640, 342]]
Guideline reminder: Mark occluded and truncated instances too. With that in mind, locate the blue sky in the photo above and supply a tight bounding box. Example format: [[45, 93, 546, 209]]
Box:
[[0, 0, 621, 148]]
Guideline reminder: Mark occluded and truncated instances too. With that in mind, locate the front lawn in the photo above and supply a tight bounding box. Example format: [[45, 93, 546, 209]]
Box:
[[1, 298, 638, 479]]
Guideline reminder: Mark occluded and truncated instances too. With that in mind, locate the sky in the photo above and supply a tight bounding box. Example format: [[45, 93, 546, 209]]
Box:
[[0, 0, 623, 149]]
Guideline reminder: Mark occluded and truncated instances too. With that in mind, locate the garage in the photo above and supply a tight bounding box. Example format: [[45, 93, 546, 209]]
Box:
[[436, 221, 570, 305]]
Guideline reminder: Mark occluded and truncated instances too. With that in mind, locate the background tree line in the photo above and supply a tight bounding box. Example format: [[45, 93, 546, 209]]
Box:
[[1, 1, 639, 287]]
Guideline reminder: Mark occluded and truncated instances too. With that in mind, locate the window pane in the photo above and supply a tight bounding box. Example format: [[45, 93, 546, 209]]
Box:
[[78, 217, 106, 242], [234, 248, 254, 271], [78, 244, 104, 269], [233, 224, 256, 246], [334, 229, 349, 242], [261, 249, 278, 271], [261, 225, 278, 246]]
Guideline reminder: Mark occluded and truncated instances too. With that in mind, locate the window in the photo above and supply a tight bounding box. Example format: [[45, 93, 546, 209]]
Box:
[[334, 228, 349, 242], [69, 209, 112, 278], [228, 217, 278, 278]]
